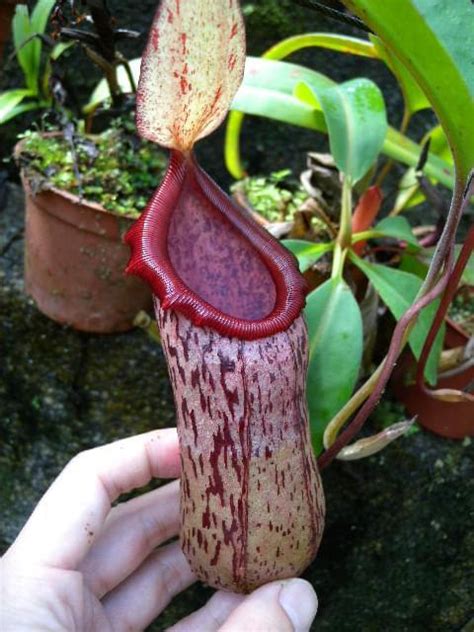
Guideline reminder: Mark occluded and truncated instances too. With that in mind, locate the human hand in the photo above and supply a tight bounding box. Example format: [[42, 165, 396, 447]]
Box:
[[0, 429, 318, 631]]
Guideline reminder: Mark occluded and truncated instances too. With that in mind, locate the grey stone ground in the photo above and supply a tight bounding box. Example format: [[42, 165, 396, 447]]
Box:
[[1, 183, 473, 630]]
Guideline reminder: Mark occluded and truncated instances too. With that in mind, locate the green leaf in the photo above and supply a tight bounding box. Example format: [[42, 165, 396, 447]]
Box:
[[12, 4, 36, 93], [0, 101, 40, 124], [281, 239, 333, 272], [427, 125, 453, 164], [0, 89, 34, 124], [30, 0, 56, 86], [225, 57, 454, 187], [232, 86, 326, 132], [264, 32, 378, 60], [305, 278, 363, 455], [350, 254, 444, 384], [391, 167, 425, 215], [399, 253, 429, 279], [314, 78, 387, 182], [343, 0, 474, 183], [370, 35, 430, 116], [373, 216, 420, 249], [50, 41, 74, 61]]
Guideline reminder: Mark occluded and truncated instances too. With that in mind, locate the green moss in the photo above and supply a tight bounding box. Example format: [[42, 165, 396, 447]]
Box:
[[18, 118, 167, 218], [231, 169, 309, 222]]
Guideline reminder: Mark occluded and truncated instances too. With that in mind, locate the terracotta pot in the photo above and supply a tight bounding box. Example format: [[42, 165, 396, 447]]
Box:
[[391, 319, 474, 439], [20, 169, 152, 333], [0, 0, 19, 63]]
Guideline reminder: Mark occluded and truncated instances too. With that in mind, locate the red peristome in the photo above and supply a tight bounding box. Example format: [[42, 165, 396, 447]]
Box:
[[125, 150, 307, 340]]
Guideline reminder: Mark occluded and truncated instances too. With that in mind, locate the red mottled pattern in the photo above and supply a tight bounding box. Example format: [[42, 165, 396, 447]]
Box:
[[167, 160, 276, 320], [157, 302, 325, 593]]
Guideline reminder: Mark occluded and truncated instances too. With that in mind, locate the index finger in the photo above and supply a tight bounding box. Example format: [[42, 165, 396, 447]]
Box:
[[5, 428, 180, 570]]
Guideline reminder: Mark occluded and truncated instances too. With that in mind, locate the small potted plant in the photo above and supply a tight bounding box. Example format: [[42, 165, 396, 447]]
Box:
[[7, 0, 167, 332], [16, 119, 167, 332]]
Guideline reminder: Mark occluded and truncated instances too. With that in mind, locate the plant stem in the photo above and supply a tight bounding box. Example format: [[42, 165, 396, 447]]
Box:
[[337, 174, 353, 249], [416, 222, 474, 388], [331, 244, 347, 279]]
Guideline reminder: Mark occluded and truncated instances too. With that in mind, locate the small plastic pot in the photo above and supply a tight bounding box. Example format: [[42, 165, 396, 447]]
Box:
[[391, 319, 474, 439], [20, 170, 152, 333]]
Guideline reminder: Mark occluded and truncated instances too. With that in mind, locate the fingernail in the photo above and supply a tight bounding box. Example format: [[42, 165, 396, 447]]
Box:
[[279, 579, 318, 632]]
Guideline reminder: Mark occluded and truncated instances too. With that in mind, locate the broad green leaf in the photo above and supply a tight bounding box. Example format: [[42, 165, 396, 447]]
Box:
[[224, 58, 454, 187], [370, 35, 430, 116], [343, 0, 474, 183], [0, 89, 34, 124], [243, 56, 334, 97], [281, 239, 332, 272], [314, 78, 387, 182], [351, 254, 444, 384], [136, 0, 245, 150], [264, 32, 378, 61], [373, 216, 420, 249], [399, 253, 429, 279], [305, 278, 363, 455]]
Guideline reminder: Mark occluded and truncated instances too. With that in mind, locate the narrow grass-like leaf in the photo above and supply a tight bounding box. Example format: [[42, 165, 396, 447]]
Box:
[[0, 89, 34, 124], [29, 0, 56, 89], [12, 5, 36, 93], [305, 278, 363, 455]]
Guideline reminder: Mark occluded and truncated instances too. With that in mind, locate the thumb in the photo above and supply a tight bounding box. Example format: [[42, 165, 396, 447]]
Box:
[[218, 578, 318, 632]]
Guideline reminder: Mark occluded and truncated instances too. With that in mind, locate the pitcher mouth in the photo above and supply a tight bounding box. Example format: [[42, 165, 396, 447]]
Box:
[[125, 150, 307, 341]]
